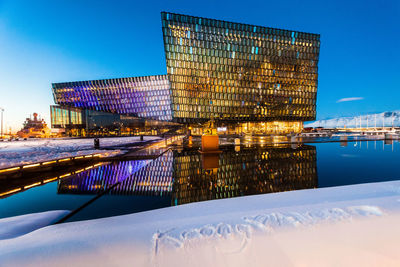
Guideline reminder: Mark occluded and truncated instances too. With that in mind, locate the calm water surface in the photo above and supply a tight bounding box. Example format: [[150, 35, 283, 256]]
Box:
[[1, 140, 399, 222]]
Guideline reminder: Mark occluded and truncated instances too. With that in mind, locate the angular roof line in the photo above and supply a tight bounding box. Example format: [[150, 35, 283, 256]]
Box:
[[161, 11, 320, 38], [52, 74, 168, 86]]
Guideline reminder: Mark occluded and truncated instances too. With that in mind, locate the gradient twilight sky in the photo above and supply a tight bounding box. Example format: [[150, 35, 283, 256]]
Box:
[[0, 0, 399, 131]]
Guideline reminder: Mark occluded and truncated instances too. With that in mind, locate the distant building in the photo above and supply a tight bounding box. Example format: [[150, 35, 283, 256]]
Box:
[[17, 113, 50, 138], [51, 12, 320, 136]]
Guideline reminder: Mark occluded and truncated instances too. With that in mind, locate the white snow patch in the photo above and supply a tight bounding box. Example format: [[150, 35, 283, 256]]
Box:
[[0, 210, 69, 240], [0, 136, 160, 169]]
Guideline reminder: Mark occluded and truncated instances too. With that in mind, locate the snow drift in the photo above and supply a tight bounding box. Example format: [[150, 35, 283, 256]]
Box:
[[0, 210, 69, 240]]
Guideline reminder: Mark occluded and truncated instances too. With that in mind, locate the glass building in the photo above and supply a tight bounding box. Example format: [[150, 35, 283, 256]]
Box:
[[52, 75, 172, 121], [51, 75, 174, 136], [51, 12, 320, 136], [161, 12, 320, 134]]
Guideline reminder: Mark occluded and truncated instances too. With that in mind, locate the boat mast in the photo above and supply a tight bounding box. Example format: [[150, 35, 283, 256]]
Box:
[[383, 114, 385, 131], [392, 113, 394, 130]]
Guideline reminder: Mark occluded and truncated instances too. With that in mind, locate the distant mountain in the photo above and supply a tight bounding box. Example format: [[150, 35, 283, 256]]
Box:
[[305, 111, 400, 128]]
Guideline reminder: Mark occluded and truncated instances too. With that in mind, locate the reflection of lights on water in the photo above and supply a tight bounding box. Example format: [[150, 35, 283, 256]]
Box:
[[59, 173, 71, 178], [272, 136, 281, 143], [43, 177, 58, 183], [0, 188, 21, 197], [75, 168, 85, 174], [1, 162, 107, 198], [24, 182, 41, 189]]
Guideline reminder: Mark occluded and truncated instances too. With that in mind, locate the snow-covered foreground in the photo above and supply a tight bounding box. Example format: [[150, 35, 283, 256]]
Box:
[[0, 136, 160, 169], [0, 210, 69, 240], [2, 180, 400, 266]]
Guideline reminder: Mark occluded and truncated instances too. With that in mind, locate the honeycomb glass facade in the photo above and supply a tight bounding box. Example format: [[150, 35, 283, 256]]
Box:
[[161, 12, 320, 127], [52, 75, 172, 121]]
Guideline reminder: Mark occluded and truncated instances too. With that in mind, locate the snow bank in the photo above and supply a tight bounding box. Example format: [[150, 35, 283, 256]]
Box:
[[1, 180, 400, 266], [0, 210, 69, 240], [0, 136, 160, 169]]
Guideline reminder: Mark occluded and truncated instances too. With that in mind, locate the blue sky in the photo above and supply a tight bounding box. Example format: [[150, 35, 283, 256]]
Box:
[[0, 0, 399, 131]]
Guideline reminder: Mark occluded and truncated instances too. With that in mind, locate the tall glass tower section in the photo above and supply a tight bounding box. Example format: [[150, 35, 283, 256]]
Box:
[[161, 12, 320, 131]]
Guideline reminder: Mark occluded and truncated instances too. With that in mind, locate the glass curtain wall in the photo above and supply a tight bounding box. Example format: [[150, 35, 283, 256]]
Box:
[[161, 12, 320, 129], [52, 75, 172, 122]]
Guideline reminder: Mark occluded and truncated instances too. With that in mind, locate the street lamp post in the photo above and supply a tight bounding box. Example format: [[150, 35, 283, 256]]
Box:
[[0, 107, 4, 139]]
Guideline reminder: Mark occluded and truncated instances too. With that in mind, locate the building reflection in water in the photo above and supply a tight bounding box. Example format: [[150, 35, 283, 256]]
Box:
[[58, 145, 317, 206], [58, 151, 174, 196], [172, 145, 317, 205]]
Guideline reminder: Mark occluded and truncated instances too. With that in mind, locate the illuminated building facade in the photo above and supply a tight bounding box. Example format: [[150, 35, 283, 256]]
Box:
[[51, 13, 320, 135], [50, 105, 86, 135], [52, 75, 172, 121], [51, 75, 175, 136], [161, 12, 320, 134], [50, 105, 149, 136]]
